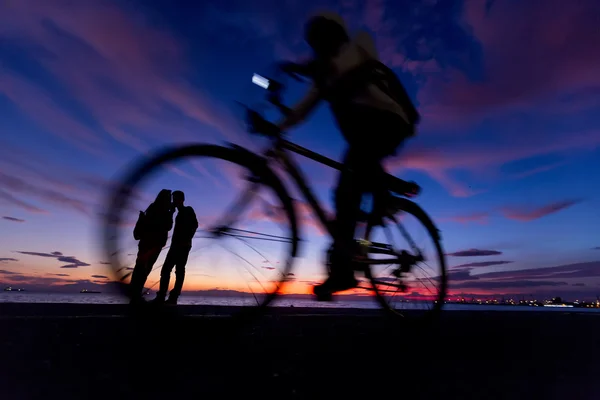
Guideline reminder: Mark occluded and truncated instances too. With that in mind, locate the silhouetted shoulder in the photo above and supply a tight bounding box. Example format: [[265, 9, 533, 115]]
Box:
[[145, 202, 156, 214], [181, 205, 197, 220], [183, 205, 196, 214]]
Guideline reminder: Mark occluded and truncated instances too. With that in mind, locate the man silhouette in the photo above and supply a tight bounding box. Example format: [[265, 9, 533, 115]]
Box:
[[153, 190, 198, 305]]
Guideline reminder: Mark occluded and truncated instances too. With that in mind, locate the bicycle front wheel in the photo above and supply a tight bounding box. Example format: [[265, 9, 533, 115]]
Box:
[[102, 144, 299, 319], [364, 197, 447, 321]]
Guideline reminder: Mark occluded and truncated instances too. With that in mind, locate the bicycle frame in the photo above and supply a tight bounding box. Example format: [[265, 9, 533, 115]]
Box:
[[271, 138, 342, 238], [213, 136, 342, 244]]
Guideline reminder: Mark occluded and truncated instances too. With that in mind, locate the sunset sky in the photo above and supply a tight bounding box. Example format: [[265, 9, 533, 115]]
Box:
[[1, 0, 599, 301]]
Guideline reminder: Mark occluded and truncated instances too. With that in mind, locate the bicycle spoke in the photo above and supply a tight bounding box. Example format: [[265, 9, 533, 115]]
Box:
[[195, 226, 294, 244], [217, 183, 260, 228], [228, 227, 294, 241], [228, 236, 283, 277], [219, 232, 293, 244], [219, 243, 269, 305]]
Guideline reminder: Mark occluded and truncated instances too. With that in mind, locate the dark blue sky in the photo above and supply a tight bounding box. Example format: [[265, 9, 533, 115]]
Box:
[[0, 0, 599, 299]]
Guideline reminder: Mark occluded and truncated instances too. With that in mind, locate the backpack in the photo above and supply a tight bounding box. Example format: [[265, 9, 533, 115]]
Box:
[[368, 60, 421, 128], [316, 48, 420, 146], [133, 211, 146, 240]]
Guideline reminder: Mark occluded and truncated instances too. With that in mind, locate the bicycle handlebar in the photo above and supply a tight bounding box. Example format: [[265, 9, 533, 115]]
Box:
[[240, 105, 282, 139], [242, 62, 306, 139]]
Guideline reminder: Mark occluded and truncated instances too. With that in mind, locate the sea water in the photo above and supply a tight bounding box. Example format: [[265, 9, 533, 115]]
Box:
[[2, 292, 600, 313]]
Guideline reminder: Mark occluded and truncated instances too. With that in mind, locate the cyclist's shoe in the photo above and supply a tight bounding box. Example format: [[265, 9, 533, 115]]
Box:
[[313, 275, 358, 301]]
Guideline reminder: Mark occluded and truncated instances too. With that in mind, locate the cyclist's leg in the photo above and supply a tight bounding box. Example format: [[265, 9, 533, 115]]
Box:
[[314, 147, 378, 296], [331, 148, 364, 278]]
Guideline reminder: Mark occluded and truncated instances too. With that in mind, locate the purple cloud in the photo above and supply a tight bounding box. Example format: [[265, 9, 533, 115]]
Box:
[[502, 199, 582, 222], [0, 257, 18, 263], [15, 251, 90, 268], [0, 189, 47, 214], [444, 212, 489, 225], [447, 249, 502, 257], [452, 261, 513, 268], [455, 280, 569, 290], [16, 251, 57, 258], [476, 261, 600, 281], [0, 172, 90, 216], [447, 261, 600, 297], [447, 269, 480, 282], [0, 269, 22, 275], [91, 275, 109, 279], [2, 216, 25, 222]]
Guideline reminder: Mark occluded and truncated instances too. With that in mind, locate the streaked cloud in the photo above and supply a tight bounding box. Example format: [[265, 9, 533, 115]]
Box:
[[2, 216, 25, 223], [447, 249, 502, 257], [501, 199, 582, 222], [15, 251, 90, 268]]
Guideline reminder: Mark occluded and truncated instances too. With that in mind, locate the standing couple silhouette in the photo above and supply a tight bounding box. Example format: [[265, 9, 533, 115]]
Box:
[[130, 189, 198, 305]]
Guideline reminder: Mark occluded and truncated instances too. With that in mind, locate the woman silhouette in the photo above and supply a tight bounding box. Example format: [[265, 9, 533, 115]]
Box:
[[129, 189, 175, 304]]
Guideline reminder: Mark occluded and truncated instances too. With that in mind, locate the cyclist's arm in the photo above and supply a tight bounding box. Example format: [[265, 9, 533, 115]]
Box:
[[276, 83, 321, 131]]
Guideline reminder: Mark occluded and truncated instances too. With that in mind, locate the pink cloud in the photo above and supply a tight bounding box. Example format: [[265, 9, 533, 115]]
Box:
[[501, 199, 582, 222], [1, 0, 247, 157], [510, 160, 570, 180], [361, 1, 600, 196], [247, 197, 327, 237], [0, 189, 47, 214], [442, 212, 489, 225], [385, 129, 600, 197], [419, 0, 600, 125], [0, 72, 105, 156], [0, 141, 141, 217], [0, 171, 90, 216]]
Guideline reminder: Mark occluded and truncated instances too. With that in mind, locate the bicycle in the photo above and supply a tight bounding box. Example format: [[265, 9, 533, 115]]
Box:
[[102, 67, 447, 322]]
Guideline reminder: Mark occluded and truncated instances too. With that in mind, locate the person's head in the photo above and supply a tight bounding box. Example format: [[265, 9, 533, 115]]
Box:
[[304, 13, 349, 59], [154, 189, 172, 209], [172, 190, 185, 208]]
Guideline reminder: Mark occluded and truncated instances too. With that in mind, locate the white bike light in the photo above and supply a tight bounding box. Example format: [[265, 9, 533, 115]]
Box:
[[252, 73, 270, 89]]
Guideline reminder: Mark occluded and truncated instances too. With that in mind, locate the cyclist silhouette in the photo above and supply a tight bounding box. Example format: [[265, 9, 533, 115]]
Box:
[[273, 12, 419, 300]]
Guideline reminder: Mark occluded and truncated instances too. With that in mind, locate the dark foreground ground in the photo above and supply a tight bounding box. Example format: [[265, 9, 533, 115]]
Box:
[[1, 303, 600, 400]]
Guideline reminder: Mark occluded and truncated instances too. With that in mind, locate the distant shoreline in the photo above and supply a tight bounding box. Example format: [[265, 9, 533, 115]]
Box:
[[2, 301, 600, 318]]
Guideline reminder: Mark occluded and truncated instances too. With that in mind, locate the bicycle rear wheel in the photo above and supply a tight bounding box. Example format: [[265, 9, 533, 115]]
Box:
[[364, 197, 447, 321], [102, 144, 299, 320]]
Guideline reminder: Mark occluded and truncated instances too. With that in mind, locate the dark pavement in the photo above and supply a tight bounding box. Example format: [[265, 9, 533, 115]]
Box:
[[1, 304, 599, 399]]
